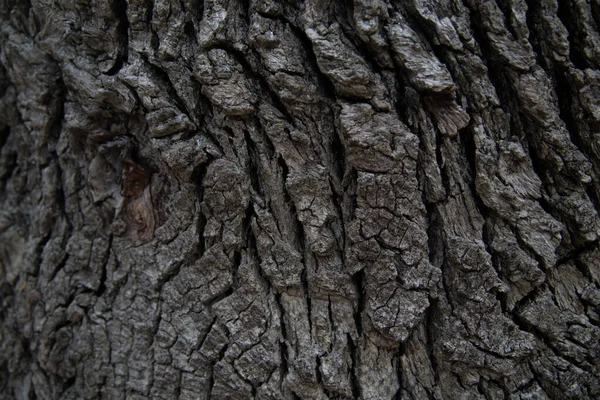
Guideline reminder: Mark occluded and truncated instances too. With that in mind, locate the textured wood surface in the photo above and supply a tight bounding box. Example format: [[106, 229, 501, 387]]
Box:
[[1, 0, 600, 398]]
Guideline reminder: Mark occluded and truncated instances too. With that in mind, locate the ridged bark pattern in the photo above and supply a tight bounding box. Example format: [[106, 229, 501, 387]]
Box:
[[1, 0, 600, 398]]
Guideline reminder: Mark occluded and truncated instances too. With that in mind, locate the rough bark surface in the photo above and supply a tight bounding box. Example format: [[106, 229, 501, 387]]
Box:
[[1, 0, 600, 399]]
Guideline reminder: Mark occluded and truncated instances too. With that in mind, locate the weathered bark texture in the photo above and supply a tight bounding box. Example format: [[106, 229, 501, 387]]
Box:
[[1, 0, 600, 398]]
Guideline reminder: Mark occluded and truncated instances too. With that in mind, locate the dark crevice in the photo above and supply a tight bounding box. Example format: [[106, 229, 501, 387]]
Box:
[[315, 356, 324, 388], [556, 239, 599, 267], [522, 107, 592, 253], [458, 124, 476, 186], [352, 269, 365, 338], [520, 133, 553, 217], [199, 121, 223, 157], [425, 302, 441, 385], [425, 203, 443, 270], [301, 266, 312, 332], [48, 253, 69, 284], [275, 154, 293, 229], [145, 0, 154, 26], [222, 127, 238, 159], [330, 113, 348, 203], [524, 0, 554, 72], [211, 44, 295, 122], [556, 0, 590, 69], [255, 11, 338, 102], [197, 317, 218, 353], [205, 287, 234, 308], [173, 370, 182, 400], [191, 159, 213, 258], [254, 117, 276, 158], [523, 0, 600, 236], [592, 0, 600, 33], [507, 219, 549, 274], [48, 73, 66, 153], [343, 168, 358, 224], [282, 174, 307, 265], [346, 332, 361, 399], [31, 223, 54, 278], [392, 75, 414, 128], [393, 0, 464, 105], [435, 134, 452, 204], [298, 33, 338, 102], [476, 380, 487, 398], [208, 343, 229, 399], [551, 66, 600, 237], [585, 185, 600, 224], [328, 177, 346, 254], [470, 341, 510, 360], [464, 0, 590, 263], [106, 0, 129, 76], [244, 130, 263, 197], [511, 283, 546, 318], [277, 155, 292, 185], [495, 0, 519, 39], [0, 151, 17, 199], [0, 126, 9, 154], [460, 0, 510, 91], [512, 306, 596, 374], [184, 20, 198, 45], [554, 71, 590, 164], [336, 1, 388, 76], [188, 0, 204, 22], [141, 55, 193, 118], [95, 235, 112, 297], [238, 204, 256, 286], [5, 0, 32, 34], [0, 61, 8, 98], [330, 120, 347, 186], [574, 257, 600, 289], [393, 343, 405, 399], [275, 293, 289, 382], [61, 376, 76, 394], [460, 120, 512, 311], [232, 249, 242, 288]]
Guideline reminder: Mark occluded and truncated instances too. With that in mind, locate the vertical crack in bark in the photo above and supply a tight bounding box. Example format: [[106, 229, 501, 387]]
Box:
[[352, 270, 365, 337], [347, 332, 361, 399], [106, 0, 129, 76], [556, 0, 590, 69], [215, 44, 295, 122], [424, 304, 440, 386], [191, 159, 212, 259], [254, 11, 338, 102], [274, 293, 289, 384], [335, 2, 387, 76], [244, 129, 263, 197], [393, 342, 406, 400], [142, 55, 194, 119], [349, 269, 364, 397], [301, 267, 312, 333], [95, 234, 112, 297]]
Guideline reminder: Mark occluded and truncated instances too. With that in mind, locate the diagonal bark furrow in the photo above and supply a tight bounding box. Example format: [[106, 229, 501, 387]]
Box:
[[106, 0, 129, 76]]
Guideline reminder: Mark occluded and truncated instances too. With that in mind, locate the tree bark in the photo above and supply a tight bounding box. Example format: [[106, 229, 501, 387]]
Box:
[[1, 0, 600, 398]]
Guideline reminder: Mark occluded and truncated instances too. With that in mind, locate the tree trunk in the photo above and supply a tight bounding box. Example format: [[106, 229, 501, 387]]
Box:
[[1, 0, 600, 398]]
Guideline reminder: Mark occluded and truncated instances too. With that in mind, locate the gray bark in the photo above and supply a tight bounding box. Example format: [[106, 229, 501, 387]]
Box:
[[1, 0, 600, 398]]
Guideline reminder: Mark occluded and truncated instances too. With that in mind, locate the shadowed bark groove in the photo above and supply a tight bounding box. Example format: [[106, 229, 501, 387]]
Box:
[[1, 0, 600, 399]]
